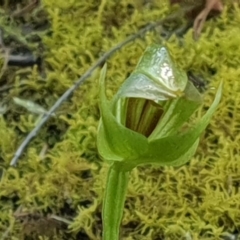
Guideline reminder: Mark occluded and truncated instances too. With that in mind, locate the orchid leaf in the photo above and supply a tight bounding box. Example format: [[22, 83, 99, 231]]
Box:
[[135, 81, 222, 167], [97, 65, 148, 161]]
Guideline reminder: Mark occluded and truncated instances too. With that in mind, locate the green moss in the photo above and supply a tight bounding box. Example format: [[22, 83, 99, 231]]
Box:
[[0, 0, 240, 239]]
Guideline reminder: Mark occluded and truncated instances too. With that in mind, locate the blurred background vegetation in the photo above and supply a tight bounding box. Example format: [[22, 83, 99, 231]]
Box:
[[0, 0, 239, 239]]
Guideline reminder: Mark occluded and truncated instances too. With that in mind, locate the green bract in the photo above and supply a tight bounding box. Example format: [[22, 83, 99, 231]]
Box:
[[97, 44, 222, 169]]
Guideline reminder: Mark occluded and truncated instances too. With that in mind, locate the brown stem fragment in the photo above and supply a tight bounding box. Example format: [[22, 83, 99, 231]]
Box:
[[193, 0, 223, 39]]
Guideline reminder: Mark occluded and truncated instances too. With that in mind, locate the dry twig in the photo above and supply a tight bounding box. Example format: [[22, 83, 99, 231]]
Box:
[[193, 0, 223, 39]]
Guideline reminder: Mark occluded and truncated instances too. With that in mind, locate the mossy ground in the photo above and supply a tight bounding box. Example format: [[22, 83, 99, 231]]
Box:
[[0, 0, 240, 239]]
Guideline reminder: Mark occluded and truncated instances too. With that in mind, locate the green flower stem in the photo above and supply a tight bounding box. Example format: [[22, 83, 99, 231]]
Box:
[[102, 162, 130, 240]]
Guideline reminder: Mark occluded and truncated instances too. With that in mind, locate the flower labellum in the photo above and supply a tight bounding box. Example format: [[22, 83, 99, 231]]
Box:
[[97, 44, 222, 170]]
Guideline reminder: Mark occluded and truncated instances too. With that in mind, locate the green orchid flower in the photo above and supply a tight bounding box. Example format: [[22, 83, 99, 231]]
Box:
[[98, 44, 222, 169], [97, 44, 222, 240]]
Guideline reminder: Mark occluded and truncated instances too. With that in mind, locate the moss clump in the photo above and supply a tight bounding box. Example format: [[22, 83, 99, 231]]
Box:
[[0, 0, 240, 239]]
